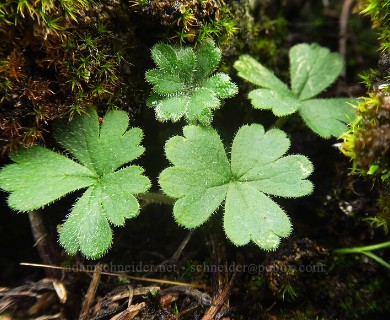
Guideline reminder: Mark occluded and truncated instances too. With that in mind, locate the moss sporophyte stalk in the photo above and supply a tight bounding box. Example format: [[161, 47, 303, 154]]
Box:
[[0, 41, 354, 259]]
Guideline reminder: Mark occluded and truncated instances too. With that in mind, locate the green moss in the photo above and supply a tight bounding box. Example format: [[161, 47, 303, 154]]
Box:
[[217, 3, 289, 79], [358, 0, 390, 52], [341, 86, 390, 178], [0, 1, 134, 152], [0, 0, 90, 27], [130, 0, 238, 46], [60, 27, 124, 112]]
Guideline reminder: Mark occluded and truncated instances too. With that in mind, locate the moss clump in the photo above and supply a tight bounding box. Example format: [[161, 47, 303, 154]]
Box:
[[342, 87, 390, 171], [226, 3, 288, 68], [130, 0, 238, 44], [0, 1, 133, 153], [356, 0, 390, 52], [340, 85, 390, 222], [264, 238, 329, 302], [0, 0, 89, 152]]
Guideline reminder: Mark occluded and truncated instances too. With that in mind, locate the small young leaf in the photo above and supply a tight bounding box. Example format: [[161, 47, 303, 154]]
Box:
[[146, 41, 237, 124], [186, 88, 220, 123], [0, 109, 151, 259], [194, 40, 221, 81], [151, 43, 178, 72], [159, 124, 313, 250], [234, 43, 355, 138], [155, 95, 188, 122], [176, 47, 196, 84], [145, 69, 183, 95], [203, 73, 239, 99]]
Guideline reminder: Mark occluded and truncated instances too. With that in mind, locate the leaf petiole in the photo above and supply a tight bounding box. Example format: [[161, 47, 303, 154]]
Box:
[[136, 191, 175, 205]]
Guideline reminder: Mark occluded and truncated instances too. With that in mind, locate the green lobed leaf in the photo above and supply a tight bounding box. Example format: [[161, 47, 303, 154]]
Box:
[[59, 187, 113, 259], [151, 43, 178, 72], [53, 109, 100, 173], [173, 186, 228, 228], [159, 124, 313, 250], [194, 39, 222, 81], [243, 155, 314, 197], [299, 98, 357, 138], [230, 125, 290, 178], [186, 88, 219, 124], [99, 166, 150, 226], [248, 88, 301, 116], [234, 44, 356, 138], [233, 55, 290, 93], [203, 73, 238, 99], [290, 43, 344, 101], [145, 69, 182, 95], [164, 125, 231, 177], [0, 146, 96, 211], [146, 41, 237, 124], [0, 109, 151, 259], [54, 109, 145, 175], [60, 166, 151, 259], [231, 125, 313, 197], [224, 183, 291, 249]]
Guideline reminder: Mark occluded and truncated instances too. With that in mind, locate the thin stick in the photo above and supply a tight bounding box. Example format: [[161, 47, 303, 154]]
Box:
[[79, 264, 102, 320], [172, 230, 194, 261], [20, 262, 208, 290], [201, 271, 238, 320], [28, 211, 61, 278], [145, 230, 194, 276], [339, 0, 355, 78]]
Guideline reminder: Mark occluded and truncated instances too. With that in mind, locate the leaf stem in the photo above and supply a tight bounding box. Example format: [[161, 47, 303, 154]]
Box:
[[271, 115, 290, 129], [362, 251, 390, 270], [136, 191, 175, 205], [334, 241, 390, 270], [334, 241, 390, 254]]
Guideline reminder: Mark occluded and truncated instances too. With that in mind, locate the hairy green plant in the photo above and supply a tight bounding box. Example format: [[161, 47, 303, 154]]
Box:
[[146, 40, 237, 125], [1, 41, 356, 260], [234, 43, 356, 138], [159, 124, 313, 250], [0, 109, 150, 258]]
